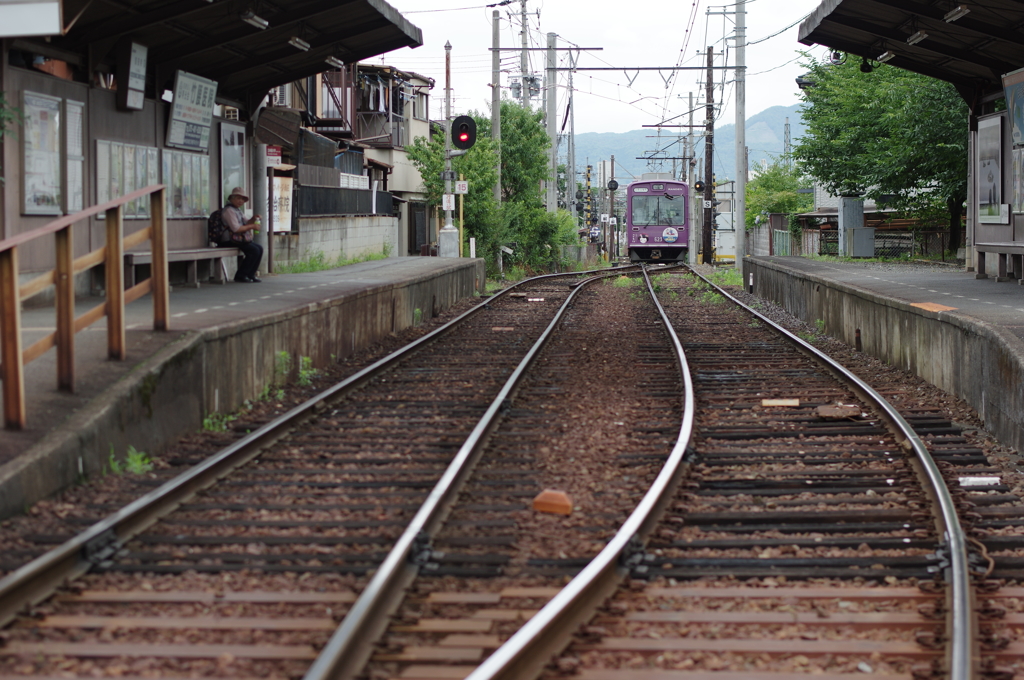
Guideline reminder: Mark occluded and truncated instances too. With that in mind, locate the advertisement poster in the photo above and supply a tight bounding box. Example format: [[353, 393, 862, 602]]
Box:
[[978, 116, 1004, 222], [1015, 148, 1024, 213], [1003, 67, 1024, 145], [272, 176, 293, 232], [22, 91, 62, 215]]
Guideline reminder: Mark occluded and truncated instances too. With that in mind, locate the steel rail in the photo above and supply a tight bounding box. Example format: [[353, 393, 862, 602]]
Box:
[[0, 265, 629, 630], [464, 265, 696, 680], [687, 266, 975, 680], [301, 267, 633, 680]]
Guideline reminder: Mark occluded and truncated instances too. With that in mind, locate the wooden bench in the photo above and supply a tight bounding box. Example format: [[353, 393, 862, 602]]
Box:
[[125, 247, 241, 288], [975, 242, 1024, 283]]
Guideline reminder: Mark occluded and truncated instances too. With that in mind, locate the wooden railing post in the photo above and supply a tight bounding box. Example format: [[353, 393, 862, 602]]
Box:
[[55, 225, 75, 391], [105, 205, 126, 360], [0, 246, 25, 429], [151, 187, 169, 331]]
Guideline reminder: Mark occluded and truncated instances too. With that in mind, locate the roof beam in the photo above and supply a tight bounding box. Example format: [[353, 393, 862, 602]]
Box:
[[821, 14, 1018, 74], [860, 0, 1024, 50], [804, 32, 979, 88], [148, 0, 362, 64], [162, 15, 392, 78], [68, 0, 218, 47]]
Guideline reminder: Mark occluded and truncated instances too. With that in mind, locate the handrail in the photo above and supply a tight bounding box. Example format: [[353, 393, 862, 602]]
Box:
[[0, 185, 163, 254], [0, 184, 169, 430]]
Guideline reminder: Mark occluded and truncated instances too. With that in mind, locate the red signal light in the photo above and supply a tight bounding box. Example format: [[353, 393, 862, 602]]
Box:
[[452, 115, 476, 150]]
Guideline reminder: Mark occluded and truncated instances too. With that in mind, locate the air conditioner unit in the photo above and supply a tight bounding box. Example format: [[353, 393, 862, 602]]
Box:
[[269, 85, 291, 107]]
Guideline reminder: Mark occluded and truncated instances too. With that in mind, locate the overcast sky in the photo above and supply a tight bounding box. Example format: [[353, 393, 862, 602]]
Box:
[[382, 0, 830, 134]]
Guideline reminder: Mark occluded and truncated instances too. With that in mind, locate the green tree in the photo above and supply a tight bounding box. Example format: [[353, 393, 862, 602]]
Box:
[[407, 101, 575, 276], [794, 56, 968, 252], [495, 101, 550, 205], [745, 159, 813, 230], [406, 118, 501, 261]]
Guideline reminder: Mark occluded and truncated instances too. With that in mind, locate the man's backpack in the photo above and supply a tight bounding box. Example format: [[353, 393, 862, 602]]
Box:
[[207, 209, 227, 245]]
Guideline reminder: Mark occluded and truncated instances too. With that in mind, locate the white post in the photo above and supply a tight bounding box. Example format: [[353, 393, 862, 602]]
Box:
[[734, 0, 746, 276], [439, 41, 459, 257], [470, 237, 477, 259]]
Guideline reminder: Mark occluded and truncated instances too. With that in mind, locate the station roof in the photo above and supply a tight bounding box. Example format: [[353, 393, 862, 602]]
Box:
[[798, 0, 1024, 100], [37, 0, 422, 108]]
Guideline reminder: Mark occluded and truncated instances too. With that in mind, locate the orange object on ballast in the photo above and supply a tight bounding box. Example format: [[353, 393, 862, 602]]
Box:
[[533, 489, 573, 515]]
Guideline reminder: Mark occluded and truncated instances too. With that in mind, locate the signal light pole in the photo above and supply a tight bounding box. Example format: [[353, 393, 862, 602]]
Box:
[[439, 41, 459, 258]]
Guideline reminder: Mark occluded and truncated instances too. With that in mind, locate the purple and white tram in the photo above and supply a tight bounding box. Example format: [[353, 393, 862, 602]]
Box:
[[626, 178, 689, 263]]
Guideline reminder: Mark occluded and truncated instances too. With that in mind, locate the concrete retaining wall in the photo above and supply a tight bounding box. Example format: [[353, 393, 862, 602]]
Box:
[[0, 259, 485, 519], [748, 258, 1024, 455], [272, 216, 399, 268]]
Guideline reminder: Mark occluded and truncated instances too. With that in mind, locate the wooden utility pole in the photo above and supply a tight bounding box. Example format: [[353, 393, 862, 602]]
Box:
[[703, 47, 714, 264]]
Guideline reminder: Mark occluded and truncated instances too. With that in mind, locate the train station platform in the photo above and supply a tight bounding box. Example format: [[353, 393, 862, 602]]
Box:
[[0, 257, 485, 519], [747, 256, 1024, 457]]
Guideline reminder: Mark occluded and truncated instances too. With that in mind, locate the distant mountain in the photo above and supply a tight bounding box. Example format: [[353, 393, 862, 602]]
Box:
[[570, 103, 806, 184]]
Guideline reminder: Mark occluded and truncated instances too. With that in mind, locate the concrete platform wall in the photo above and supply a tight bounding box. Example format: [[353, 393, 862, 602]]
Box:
[[748, 259, 1024, 455], [0, 260, 485, 519]]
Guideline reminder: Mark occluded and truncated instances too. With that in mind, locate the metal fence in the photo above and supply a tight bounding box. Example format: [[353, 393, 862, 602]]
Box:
[[805, 229, 963, 260], [296, 186, 394, 218]]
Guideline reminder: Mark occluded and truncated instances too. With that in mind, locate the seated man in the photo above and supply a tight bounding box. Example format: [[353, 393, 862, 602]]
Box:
[[219, 187, 263, 283]]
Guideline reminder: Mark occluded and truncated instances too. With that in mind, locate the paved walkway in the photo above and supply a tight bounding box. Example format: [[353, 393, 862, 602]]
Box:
[[2, 257, 474, 466], [755, 257, 1024, 343]]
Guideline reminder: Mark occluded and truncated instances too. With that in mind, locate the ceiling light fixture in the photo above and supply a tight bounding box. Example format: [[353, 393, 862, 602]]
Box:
[[944, 4, 970, 22], [907, 30, 928, 44], [240, 9, 268, 29], [877, 50, 895, 63], [288, 36, 310, 51], [325, 56, 345, 69]]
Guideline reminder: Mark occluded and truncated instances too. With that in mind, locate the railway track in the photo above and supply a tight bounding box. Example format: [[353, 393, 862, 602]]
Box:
[[0, 266, 634, 677], [464, 268, 987, 680], [1, 265, 1020, 679]]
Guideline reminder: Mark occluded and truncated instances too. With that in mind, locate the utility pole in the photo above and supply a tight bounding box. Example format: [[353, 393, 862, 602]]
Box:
[[546, 32, 557, 213], [568, 53, 576, 212], [734, 0, 746, 278], [492, 10, 502, 204], [609, 155, 616, 259], [703, 47, 714, 265], [688, 91, 698, 265], [784, 116, 791, 165], [439, 41, 459, 257], [520, 0, 529, 108], [585, 163, 592, 242]]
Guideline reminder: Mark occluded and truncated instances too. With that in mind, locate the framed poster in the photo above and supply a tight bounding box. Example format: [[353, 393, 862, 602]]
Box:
[[123, 143, 136, 218], [220, 122, 246, 205], [64, 99, 84, 213], [162, 149, 211, 218], [97, 140, 111, 205], [1015, 148, 1024, 214], [978, 116, 1005, 223], [22, 91, 62, 215], [1003, 67, 1024, 145], [135, 145, 149, 217]]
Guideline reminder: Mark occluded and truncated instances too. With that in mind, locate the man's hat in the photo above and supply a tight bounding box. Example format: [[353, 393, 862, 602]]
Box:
[[229, 187, 249, 201]]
